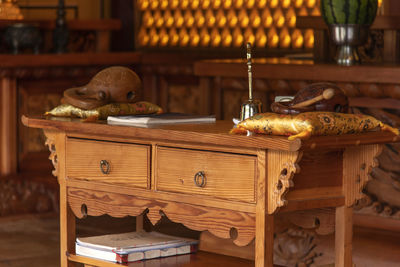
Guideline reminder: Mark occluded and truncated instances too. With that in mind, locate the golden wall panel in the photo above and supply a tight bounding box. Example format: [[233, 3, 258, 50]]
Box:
[[136, 0, 319, 49]]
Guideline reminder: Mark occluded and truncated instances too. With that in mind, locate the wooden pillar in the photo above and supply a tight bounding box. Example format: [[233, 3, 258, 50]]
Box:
[[0, 77, 18, 176], [382, 0, 400, 62], [57, 131, 76, 267], [111, 0, 134, 51], [335, 206, 353, 267], [383, 0, 400, 15], [313, 29, 333, 63], [338, 144, 380, 266]]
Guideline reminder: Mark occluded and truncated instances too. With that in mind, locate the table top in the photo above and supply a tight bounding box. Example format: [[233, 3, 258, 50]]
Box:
[[22, 116, 399, 152]]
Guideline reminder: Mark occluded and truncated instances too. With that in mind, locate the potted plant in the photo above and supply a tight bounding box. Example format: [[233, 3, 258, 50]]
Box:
[[320, 0, 378, 66]]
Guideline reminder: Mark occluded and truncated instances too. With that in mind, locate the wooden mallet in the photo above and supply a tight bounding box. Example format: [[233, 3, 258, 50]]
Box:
[[291, 88, 335, 108]]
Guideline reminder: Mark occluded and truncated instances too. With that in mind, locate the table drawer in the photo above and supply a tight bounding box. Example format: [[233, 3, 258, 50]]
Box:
[[66, 138, 150, 188], [155, 146, 256, 202]]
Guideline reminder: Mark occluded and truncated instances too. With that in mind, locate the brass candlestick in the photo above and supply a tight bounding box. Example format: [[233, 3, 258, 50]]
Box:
[[240, 43, 262, 121]]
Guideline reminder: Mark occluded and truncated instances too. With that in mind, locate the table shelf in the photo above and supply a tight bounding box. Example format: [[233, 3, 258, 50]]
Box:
[[68, 251, 269, 267]]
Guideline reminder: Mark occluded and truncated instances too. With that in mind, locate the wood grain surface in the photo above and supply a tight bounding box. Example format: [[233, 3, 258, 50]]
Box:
[[155, 146, 256, 203], [283, 208, 336, 235], [44, 130, 59, 178], [68, 187, 152, 219], [66, 179, 256, 214], [194, 58, 400, 84], [29, 116, 396, 267], [66, 138, 150, 188], [22, 116, 398, 152], [335, 206, 353, 267], [45, 130, 76, 267], [267, 150, 302, 214], [0, 77, 17, 176], [255, 150, 274, 267], [67, 187, 255, 247], [291, 150, 342, 190], [68, 251, 283, 267], [343, 144, 382, 207]]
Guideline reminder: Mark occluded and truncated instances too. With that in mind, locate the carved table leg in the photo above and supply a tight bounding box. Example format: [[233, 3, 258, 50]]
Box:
[[256, 149, 276, 267], [255, 214, 274, 267], [61, 202, 76, 267], [335, 206, 353, 267], [337, 144, 382, 267], [44, 130, 75, 266]]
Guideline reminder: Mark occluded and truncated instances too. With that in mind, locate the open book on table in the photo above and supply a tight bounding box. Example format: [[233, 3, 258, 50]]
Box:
[[107, 113, 216, 126], [75, 231, 199, 264]]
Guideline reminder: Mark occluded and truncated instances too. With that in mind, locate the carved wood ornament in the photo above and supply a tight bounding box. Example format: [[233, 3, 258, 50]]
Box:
[[67, 188, 255, 247], [44, 130, 59, 178], [356, 143, 400, 219], [268, 150, 303, 214], [343, 144, 383, 207]]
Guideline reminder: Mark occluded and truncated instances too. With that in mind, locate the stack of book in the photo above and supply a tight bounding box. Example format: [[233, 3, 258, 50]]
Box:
[[76, 231, 199, 264]]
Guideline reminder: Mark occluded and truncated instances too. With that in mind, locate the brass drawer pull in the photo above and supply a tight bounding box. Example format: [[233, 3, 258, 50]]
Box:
[[100, 160, 110, 174], [194, 171, 206, 188]]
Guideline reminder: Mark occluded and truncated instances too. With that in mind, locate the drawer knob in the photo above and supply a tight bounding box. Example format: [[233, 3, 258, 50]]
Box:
[[194, 171, 206, 188], [100, 160, 110, 174]]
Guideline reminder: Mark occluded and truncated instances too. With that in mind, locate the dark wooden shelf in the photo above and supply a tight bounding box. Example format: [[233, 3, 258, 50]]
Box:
[[0, 52, 141, 68], [0, 19, 121, 31], [194, 58, 400, 84]]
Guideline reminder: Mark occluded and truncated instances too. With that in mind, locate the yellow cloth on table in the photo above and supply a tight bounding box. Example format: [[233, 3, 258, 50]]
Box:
[[45, 101, 163, 121], [230, 112, 399, 140]]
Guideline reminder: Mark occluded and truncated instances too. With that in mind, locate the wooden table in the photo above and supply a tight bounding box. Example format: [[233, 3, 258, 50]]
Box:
[[22, 116, 398, 267]]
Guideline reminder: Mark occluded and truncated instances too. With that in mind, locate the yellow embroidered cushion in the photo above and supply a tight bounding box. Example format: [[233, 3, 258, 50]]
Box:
[[230, 112, 399, 140], [45, 101, 163, 121]]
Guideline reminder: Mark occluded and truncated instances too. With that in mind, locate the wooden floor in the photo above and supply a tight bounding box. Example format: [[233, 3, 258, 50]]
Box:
[[0, 213, 399, 267]]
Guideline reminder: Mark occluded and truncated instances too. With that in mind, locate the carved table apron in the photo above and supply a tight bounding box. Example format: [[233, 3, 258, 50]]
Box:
[[21, 116, 399, 267]]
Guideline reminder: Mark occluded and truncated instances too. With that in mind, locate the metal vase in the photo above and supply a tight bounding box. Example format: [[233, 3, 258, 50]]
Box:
[[329, 24, 369, 66]]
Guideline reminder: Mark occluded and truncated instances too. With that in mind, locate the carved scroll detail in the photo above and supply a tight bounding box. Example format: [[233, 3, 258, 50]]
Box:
[[343, 144, 383, 207], [268, 150, 303, 213], [280, 208, 335, 236], [68, 188, 151, 219], [147, 202, 255, 247], [44, 130, 59, 177], [67, 188, 255, 246]]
